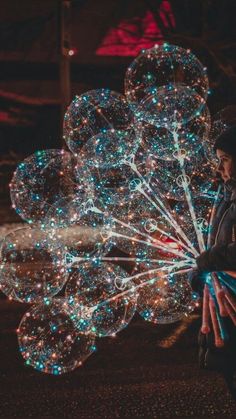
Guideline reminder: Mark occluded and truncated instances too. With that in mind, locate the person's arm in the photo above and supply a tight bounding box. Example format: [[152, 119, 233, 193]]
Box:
[[196, 242, 236, 272]]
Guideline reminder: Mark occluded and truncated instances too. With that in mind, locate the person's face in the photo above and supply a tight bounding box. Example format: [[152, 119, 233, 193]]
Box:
[[216, 149, 233, 182]]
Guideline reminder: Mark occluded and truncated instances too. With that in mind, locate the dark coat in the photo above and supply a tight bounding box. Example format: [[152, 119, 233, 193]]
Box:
[[196, 182, 236, 271]]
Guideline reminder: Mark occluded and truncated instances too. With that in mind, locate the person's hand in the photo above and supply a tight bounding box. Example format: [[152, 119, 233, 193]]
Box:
[[188, 268, 206, 297]]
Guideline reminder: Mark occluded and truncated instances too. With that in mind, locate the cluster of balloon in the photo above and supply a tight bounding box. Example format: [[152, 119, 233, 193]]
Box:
[[1, 43, 235, 374]]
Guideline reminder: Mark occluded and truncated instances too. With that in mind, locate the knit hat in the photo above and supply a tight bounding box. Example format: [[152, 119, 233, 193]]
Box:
[[214, 125, 236, 156]]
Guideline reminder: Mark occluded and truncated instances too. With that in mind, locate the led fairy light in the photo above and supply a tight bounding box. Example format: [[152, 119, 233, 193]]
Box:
[[124, 43, 209, 106], [18, 299, 96, 374], [1, 44, 235, 374]]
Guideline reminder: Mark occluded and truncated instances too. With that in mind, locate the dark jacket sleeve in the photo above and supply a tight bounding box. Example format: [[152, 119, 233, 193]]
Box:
[[196, 242, 236, 271], [188, 268, 205, 296]]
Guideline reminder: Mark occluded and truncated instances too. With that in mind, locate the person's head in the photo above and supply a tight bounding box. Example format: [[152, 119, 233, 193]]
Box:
[[214, 125, 236, 183]]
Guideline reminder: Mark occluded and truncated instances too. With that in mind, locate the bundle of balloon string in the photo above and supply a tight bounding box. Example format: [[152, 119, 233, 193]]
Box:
[[1, 43, 236, 375]]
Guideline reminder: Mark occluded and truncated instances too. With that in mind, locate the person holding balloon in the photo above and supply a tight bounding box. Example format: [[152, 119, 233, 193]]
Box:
[[191, 124, 236, 394]]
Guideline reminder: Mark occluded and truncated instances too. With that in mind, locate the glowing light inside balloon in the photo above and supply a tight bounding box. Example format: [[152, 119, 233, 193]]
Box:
[[63, 89, 137, 156], [10, 149, 81, 224], [3, 43, 233, 375], [125, 43, 209, 106], [18, 299, 96, 374], [65, 262, 137, 337], [0, 227, 67, 303]]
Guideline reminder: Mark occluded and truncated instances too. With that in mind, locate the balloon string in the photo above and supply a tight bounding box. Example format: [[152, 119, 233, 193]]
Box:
[[83, 201, 193, 260], [136, 186, 197, 255], [85, 267, 193, 313], [67, 254, 191, 266], [89, 202, 195, 259], [121, 261, 190, 285], [110, 230, 190, 259], [123, 158, 198, 257], [172, 129, 205, 253], [110, 213, 191, 256], [132, 170, 198, 257]]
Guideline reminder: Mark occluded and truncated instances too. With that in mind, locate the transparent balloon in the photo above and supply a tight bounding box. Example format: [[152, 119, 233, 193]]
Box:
[[44, 196, 114, 262], [172, 194, 216, 252], [75, 144, 159, 227], [135, 99, 211, 162], [0, 227, 67, 303], [137, 271, 198, 324], [10, 150, 80, 224], [137, 141, 215, 201], [80, 128, 138, 169], [65, 261, 137, 337], [18, 299, 96, 374], [64, 89, 136, 155], [134, 85, 207, 129], [43, 195, 85, 230], [125, 43, 209, 106], [76, 153, 135, 211], [110, 188, 189, 267]]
